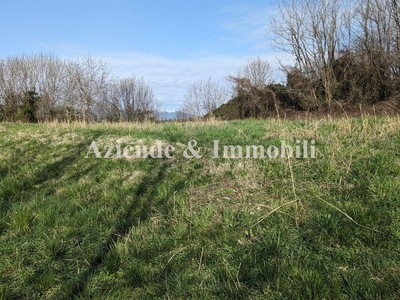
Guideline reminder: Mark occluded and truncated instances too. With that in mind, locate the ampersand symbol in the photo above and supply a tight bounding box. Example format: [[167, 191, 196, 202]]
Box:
[[183, 140, 202, 159]]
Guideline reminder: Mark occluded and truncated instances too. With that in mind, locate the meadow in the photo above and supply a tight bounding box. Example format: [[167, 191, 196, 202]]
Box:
[[0, 116, 399, 299]]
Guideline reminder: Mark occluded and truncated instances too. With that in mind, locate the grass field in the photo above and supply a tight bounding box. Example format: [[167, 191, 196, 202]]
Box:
[[0, 116, 400, 299]]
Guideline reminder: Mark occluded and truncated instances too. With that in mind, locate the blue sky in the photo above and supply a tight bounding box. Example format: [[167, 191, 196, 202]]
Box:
[[0, 0, 288, 111]]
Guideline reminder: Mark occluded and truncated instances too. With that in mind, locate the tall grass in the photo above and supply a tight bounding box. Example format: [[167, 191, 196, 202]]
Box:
[[0, 116, 399, 299]]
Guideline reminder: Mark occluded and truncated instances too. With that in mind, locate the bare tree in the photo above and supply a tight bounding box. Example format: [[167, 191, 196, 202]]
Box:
[[65, 55, 111, 122], [105, 76, 158, 122], [30, 53, 67, 121], [181, 78, 228, 118], [354, 0, 400, 98], [0, 56, 29, 121], [0, 53, 160, 122], [0, 54, 69, 121], [271, 0, 347, 107], [227, 57, 276, 117], [176, 109, 191, 121], [228, 56, 272, 93]]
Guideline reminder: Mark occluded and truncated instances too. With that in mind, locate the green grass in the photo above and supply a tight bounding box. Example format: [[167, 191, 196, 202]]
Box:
[[0, 116, 400, 299]]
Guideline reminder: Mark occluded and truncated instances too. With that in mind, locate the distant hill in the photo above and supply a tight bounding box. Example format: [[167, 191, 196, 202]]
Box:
[[158, 111, 178, 120]]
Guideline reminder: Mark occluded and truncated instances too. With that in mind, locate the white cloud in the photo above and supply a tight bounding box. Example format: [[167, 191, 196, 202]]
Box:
[[90, 51, 291, 111], [55, 2, 294, 111], [220, 2, 278, 53]]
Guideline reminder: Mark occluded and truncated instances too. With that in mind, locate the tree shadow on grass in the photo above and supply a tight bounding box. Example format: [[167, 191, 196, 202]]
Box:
[[62, 158, 188, 298], [0, 141, 95, 199], [3, 133, 189, 298]]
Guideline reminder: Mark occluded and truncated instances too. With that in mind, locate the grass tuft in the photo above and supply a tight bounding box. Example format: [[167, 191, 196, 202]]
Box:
[[0, 116, 399, 298]]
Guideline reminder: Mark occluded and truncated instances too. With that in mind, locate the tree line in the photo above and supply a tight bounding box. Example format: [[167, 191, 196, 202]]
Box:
[[2, 0, 400, 123], [272, 0, 400, 109], [181, 0, 400, 119], [0, 54, 159, 122]]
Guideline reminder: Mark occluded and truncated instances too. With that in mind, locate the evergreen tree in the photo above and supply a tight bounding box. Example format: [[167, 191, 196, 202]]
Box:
[[20, 89, 40, 123]]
